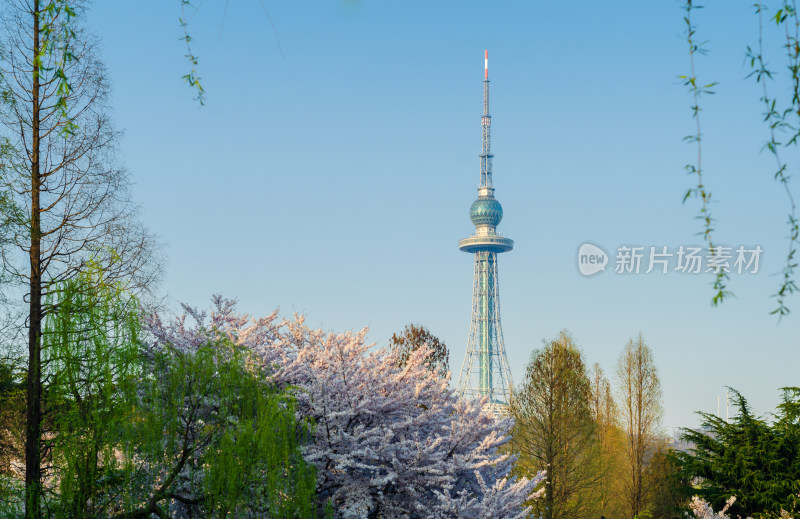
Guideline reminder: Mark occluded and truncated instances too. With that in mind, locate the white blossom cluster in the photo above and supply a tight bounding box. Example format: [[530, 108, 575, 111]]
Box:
[[689, 496, 796, 519], [144, 296, 544, 519], [689, 496, 738, 519]]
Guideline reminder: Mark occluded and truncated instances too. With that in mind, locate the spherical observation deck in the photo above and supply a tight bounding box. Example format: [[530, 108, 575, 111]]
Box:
[[470, 197, 503, 227]]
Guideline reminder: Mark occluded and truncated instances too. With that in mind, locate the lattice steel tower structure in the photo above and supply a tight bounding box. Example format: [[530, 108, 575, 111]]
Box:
[[456, 50, 514, 408]]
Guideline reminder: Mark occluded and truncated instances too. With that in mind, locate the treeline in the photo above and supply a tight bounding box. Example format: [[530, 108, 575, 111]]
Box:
[[506, 331, 686, 519], [4, 290, 798, 519]]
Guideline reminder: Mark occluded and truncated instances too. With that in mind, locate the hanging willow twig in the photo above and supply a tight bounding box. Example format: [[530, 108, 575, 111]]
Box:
[[681, 0, 729, 306]]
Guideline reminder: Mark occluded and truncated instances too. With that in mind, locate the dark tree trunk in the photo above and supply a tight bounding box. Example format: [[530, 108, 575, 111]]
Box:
[[24, 1, 42, 517]]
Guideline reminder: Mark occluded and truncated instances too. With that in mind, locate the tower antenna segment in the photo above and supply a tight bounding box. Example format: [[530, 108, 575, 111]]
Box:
[[456, 50, 515, 412], [481, 50, 492, 189]]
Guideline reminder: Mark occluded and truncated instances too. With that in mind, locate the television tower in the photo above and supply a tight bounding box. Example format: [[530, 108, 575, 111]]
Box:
[[456, 50, 514, 409]]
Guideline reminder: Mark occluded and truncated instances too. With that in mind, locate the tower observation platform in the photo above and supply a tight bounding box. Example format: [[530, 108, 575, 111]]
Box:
[[456, 51, 515, 410]]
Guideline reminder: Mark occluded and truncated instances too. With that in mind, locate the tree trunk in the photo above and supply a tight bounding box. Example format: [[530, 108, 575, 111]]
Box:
[[24, 1, 42, 517]]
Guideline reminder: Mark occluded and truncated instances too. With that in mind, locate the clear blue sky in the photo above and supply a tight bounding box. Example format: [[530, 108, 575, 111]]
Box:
[[85, 1, 799, 432]]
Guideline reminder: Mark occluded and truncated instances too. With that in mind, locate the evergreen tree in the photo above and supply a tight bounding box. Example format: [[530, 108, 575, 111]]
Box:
[[675, 388, 800, 518]]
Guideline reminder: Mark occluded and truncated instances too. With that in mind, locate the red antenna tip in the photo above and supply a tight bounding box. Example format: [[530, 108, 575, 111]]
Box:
[[484, 50, 488, 79]]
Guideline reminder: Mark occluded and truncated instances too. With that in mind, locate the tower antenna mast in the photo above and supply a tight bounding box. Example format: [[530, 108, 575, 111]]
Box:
[[481, 49, 492, 189]]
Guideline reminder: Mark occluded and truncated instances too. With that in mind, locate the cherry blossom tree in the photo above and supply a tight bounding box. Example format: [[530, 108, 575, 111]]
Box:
[[144, 296, 543, 519]]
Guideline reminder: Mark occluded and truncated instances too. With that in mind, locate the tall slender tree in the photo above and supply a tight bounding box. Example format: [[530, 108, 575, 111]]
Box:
[[590, 363, 623, 519], [0, 2, 157, 516], [616, 334, 663, 519], [509, 331, 600, 519]]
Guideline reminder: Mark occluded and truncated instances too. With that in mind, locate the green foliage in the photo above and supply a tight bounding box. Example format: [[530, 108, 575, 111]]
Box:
[[7, 268, 323, 518], [123, 341, 319, 518], [41, 267, 141, 518], [682, 1, 799, 315], [744, 1, 799, 318], [0, 267, 140, 517], [38, 0, 81, 136], [675, 388, 800, 518], [179, 0, 205, 104], [646, 445, 690, 519]]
